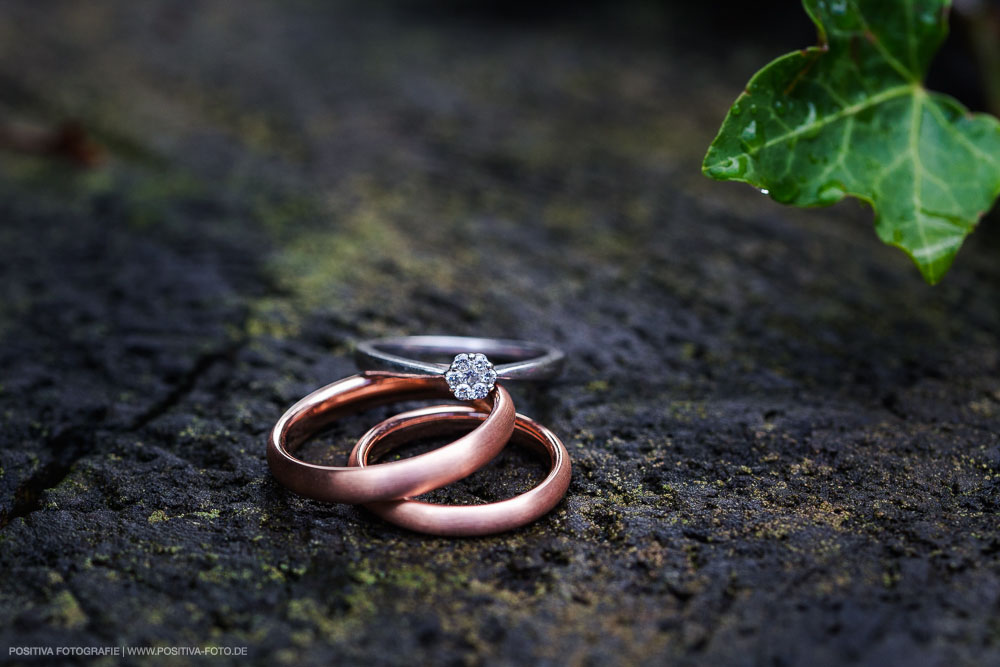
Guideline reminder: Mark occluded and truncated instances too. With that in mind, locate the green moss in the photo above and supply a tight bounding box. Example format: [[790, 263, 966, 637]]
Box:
[[253, 193, 325, 236], [49, 590, 87, 629], [389, 565, 436, 591], [197, 566, 254, 584], [276, 648, 300, 664], [351, 568, 379, 586], [244, 299, 303, 340], [245, 176, 477, 340], [261, 563, 286, 583], [148, 510, 169, 524], [586, 380, 610, 392], [286, 598, 359, 642], [679, 342, 699, 360], [151, 544, 183, 556], [122, 172, 203, 229]]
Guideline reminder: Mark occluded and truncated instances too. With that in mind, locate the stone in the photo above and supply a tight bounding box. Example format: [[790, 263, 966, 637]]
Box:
[[0, 1, 998, 665]]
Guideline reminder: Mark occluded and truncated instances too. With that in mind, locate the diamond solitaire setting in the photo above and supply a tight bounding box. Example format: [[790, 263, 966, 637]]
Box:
[[445, 353, 498, 400]]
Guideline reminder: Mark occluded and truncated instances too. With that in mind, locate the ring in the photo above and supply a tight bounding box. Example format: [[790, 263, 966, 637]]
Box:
[[354, 335, 565, 400], [267, 373, 515, 503], [348, 405, 572, 536]]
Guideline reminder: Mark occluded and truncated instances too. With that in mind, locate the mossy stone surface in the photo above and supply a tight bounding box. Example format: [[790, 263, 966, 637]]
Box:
[[0, 2, 998, 665]]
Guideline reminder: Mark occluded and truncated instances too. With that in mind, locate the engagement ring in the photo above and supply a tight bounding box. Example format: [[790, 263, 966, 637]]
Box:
[[354, 336, 565, 400]]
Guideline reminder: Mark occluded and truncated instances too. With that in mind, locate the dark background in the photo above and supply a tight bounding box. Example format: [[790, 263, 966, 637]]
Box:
[[1, 1, 998, 665]]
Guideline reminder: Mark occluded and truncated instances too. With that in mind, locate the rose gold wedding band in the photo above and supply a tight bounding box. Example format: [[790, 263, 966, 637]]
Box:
[[267, 373, 515, 503], [349, 405, 572, 536]]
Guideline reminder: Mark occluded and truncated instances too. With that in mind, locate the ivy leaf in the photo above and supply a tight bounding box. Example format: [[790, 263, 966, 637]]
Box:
[[702, 0, 1000, 284]]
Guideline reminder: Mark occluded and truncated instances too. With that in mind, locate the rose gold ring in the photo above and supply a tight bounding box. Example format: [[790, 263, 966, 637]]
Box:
[[349, 405, 572, 536], [267, 373, 516, 503]]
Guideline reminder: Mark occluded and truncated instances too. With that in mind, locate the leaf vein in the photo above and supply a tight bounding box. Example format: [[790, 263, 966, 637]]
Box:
[[847, 0, 918, 82], [744, 84, 914, 157], [923, 102, 1000, 168]]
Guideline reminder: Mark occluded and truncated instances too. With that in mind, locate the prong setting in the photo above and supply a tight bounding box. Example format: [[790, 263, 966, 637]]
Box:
[[445, 353, 497, 400]]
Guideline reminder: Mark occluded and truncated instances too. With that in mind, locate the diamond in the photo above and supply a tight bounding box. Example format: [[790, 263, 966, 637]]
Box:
[[445, 353, 497, 400]]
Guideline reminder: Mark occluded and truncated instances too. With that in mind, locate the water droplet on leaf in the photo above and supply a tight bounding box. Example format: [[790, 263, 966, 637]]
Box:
[[708, 155, 749, 179], [740, 120, 765, 151], [800, 102, 821, 139], [817, 180, 846, 205], [769, 179, 800, 203]]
